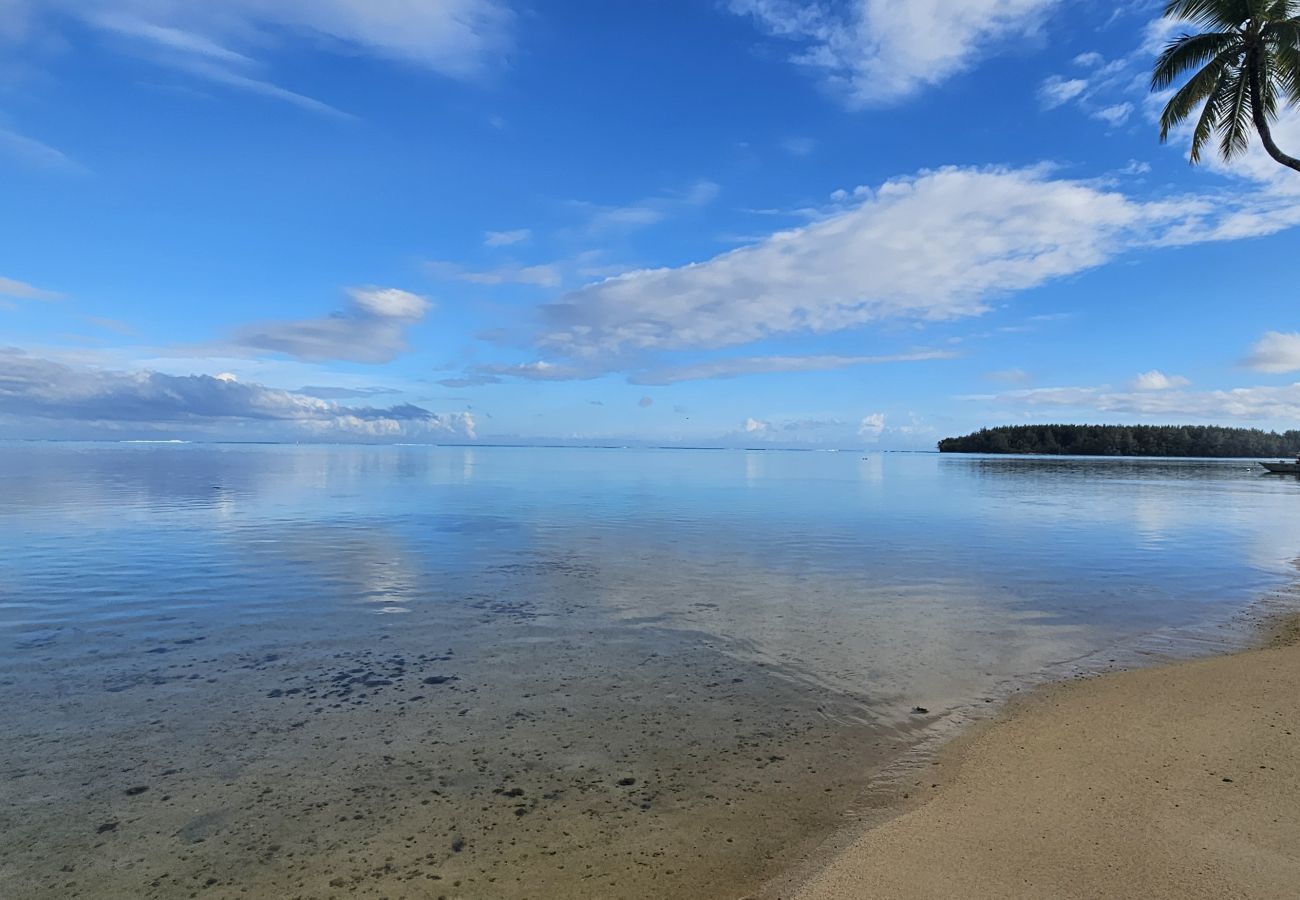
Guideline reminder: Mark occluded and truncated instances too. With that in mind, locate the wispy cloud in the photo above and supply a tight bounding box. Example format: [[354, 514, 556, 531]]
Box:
[[90, 13, 253, 65], [87, 316, 135, 335], [730, 0, 1058, 106], [629, 350, 956, 385], [781, 136, 817, 156], [1091, 101, 1134, 127], [437, 360, 595, 387], [573, 179, 719, 235], [294, 384, 401, 400], [6, 0, 514, 116], [1033, 27, 1150, 126], [0, 125, 85, 173], [1038, 76, 1088, 109], [228, 287, 432, 364], [439, 349, 955, 388], [0, 275, 63, 301], [984, 368, 1032, 384], [484, 228, 531, 247], [426, 260, 563, 288], [174, 57, 352, 119]]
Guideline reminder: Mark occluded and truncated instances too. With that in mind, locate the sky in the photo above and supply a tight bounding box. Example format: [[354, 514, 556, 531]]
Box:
[[3, 0, 1300, 448]]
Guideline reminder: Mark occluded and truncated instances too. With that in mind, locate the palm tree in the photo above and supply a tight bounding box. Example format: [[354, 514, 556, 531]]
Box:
[[1152, 0, 1300, 172]]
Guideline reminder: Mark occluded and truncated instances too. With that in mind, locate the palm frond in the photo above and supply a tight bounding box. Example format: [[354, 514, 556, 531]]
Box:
[[1256, 48, 1281, 115], [1153, 0, 1300, 168], [1159, 51, 1235, 138], [1164, 0, 1253, 29], [1217, 67, 1254, 159], [1263, 18, 1300, 102], [1189, 69, 1230, 162], [1152, 31, 1243, 88]]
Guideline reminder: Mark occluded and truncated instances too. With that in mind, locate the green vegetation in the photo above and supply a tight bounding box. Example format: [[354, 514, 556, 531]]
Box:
[[1152, 0, 1300, 172], [938, 424, 1300, 457]]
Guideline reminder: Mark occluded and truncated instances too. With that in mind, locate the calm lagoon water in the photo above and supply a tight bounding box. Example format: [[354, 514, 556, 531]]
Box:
[[1, 443, 1298, 899]]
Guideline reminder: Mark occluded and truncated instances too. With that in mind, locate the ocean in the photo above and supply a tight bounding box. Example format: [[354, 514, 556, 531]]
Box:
[[1, 443, 1297, 898]]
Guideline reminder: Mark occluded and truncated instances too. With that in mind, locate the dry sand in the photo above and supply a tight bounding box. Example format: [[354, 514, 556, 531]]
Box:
[[785, 616, 1300, 900]]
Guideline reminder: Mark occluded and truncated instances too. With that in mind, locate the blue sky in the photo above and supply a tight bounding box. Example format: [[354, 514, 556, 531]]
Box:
[[3, 0, 1300, 447]]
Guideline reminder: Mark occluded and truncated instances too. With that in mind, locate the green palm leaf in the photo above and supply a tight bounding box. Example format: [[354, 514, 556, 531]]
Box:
[[1160, 50, 1237, 140], [1217, 68, 1254, 158], [1152, 31, 1243, 89], [1190, 70, 1230, 161], [1163, 0, 1252, 29], [1152, 0, 1300, 171]]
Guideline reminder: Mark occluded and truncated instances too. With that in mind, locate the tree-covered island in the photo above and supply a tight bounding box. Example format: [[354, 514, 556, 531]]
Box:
[[938, 424, 1300, 458]]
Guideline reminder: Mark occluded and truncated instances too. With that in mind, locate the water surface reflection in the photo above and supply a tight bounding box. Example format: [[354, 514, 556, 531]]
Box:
[[1, 445, 1297, 899]]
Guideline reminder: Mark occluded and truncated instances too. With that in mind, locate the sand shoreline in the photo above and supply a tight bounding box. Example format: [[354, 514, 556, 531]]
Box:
[[757, 607, 1300, 900]]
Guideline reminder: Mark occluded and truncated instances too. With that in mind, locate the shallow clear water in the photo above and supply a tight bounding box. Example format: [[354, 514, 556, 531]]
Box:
[[1, 444, 1297, 898]]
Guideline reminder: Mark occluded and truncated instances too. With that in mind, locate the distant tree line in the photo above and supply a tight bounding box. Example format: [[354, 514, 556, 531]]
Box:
[[938, 425, 1300, 458]]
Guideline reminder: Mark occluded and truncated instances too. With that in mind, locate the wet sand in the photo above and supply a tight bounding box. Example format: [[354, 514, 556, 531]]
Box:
[[781, 614, 1300, 900]]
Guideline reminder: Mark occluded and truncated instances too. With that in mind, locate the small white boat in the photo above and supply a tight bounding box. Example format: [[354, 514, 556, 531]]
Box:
[[1259, 460, 1300, 474]]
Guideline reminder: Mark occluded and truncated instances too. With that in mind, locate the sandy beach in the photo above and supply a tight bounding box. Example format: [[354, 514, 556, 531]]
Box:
[[782, 615, 1300, 900]]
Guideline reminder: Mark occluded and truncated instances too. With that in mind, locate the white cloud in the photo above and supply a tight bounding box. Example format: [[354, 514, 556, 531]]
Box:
[[858, 412, 886, 440], [0, 347, 476, 439], [1073, 51, 1104, 68], [426, 260, 562, 288], [1244, 332, 1300, 374], [974, 382, 1300, 424], [744, 416, 770, 433], [1038, 75, 1088, 108], [1092, 101, 1133, 127], [0, 275, 62, 301], [537, 165, 1266, 359], [229, 286, 431, 363], [349, 287, 429, 319], [484, 228, 531, 247], [730, 0, 1057, 106], [629, 350, 956, 385], [1130, 369, 1190, 391]]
